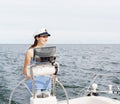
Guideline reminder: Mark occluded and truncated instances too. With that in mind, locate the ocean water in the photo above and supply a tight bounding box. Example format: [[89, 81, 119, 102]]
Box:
[[0, 44, 120, 104]]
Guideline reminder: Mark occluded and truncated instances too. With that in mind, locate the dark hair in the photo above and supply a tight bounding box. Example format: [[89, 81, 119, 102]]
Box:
[[29, 38, 38, 49]]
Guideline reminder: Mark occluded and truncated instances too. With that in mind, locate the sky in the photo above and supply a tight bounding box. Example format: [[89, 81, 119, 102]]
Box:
[[0, 0, 120, 44]]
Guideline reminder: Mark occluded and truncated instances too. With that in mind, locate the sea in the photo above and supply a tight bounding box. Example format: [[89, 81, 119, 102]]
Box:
[[0, 44, 120, 104]]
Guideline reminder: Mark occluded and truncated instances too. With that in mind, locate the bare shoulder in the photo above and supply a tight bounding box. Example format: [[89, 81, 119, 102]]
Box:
[[26, 48, 34, 57]]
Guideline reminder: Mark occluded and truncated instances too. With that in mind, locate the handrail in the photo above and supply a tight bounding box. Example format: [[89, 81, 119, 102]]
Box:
[[56, 78, 69, 104], [9, 78, 27, 104], [76, 72, 120, 97], [8, 77, 70, 104], [84, 73, 120, 96]]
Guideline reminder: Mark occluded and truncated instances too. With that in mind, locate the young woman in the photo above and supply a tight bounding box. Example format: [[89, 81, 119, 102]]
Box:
[[23, 29, 52, 97]]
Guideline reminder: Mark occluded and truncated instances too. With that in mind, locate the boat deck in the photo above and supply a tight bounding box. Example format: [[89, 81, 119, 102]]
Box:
[[58, 96, 120, 104]]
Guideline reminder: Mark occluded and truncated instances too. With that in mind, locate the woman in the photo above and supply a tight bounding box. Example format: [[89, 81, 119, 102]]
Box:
[[23, 29, 52, 97]]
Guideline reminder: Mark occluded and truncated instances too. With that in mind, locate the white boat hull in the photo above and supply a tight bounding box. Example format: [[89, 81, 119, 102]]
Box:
[[58, 96, 120, 104], [30, 96, 57, 104], [30, 96, 120, 104]]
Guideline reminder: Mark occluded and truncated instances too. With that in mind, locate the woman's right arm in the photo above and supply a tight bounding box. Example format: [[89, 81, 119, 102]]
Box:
[[23, 49, 33, 77]]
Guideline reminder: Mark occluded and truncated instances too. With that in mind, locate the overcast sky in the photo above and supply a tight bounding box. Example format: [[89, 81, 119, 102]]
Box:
[[0, 0, 120, 44]]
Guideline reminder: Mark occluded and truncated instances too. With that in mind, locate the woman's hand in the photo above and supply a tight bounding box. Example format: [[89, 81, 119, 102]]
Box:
[[50, 74, 56, 80], [24, 74, 31, 79]]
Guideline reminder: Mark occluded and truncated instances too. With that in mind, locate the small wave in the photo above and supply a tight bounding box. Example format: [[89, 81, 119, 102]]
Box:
[[59, 63, 68, 67], [112, 77, 120, 84], [84, 68, 104, 72], [111, 62, 120, 65], [63, 85, 80, 88]]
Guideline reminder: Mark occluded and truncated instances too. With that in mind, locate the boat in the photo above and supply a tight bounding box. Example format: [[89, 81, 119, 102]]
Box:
[[9, 47, 120, 104], [9, 73, 120, 104]]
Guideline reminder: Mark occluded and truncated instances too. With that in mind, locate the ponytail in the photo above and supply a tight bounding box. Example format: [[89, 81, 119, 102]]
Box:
[[29, 38, 38, 49]]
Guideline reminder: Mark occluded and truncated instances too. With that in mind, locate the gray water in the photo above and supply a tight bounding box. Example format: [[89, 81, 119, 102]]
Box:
[[0, 44, 120, 104]]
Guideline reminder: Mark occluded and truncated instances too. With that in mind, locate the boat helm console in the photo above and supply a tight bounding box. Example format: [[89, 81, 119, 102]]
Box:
[[33, 46, 56, 64], [26, 46, 58, 77]]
